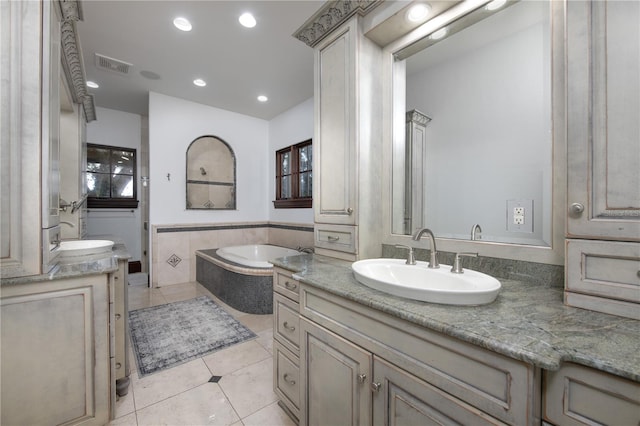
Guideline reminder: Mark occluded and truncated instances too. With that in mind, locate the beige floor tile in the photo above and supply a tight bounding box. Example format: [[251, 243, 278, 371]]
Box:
[[128, 287, 167, 311], [135, 383, 239, 426], [202, 340, 271, 377], [241, 401, 296, 426], [108, 412, 138, 426], [114, 388, 136, 419], [131, 358, 211, 410], [237, 314, 274, 333], [255, 328, 274, 354], [219, 358, 277, 419]]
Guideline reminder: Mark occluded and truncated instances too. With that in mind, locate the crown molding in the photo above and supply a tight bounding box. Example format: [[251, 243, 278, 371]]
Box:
[[293, 0, 383, 47], [58, 0, 96, 122]]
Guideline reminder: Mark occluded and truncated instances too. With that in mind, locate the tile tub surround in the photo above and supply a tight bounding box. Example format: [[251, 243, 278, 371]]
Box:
[[271, 254, 640, 382], [196, 250, 274, 314], [151, 222, 313, 287]]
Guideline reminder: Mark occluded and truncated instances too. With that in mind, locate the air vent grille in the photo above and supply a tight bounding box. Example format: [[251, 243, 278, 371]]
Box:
[[95, 53, 132, 75]]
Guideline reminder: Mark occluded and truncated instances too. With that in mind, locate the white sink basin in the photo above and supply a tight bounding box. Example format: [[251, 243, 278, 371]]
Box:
[[58, 240, 114, 257], [352, 258, 501, 305]]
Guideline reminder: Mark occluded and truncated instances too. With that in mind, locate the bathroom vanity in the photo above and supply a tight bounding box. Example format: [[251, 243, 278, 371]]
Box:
[[272, 255, 639, 426], [0, 243, 131, 425]]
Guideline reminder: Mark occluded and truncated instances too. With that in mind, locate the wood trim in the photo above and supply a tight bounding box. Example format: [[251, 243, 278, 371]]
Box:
[[273, 198, 312, 209]]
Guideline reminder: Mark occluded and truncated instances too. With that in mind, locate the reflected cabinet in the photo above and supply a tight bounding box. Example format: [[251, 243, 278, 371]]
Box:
[[186, 136, 236, 210]]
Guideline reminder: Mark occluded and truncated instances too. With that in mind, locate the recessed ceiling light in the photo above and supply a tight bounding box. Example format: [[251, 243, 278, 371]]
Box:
[[173, 17, 192, 32], [406, 3, 431, 22], [87, 81, 99, 89], [257, 95, 268, 102], [485, 0, 507, 11], [193, 78, 207, 87], [239, 12, 256, 28], [430, 27, 448, 40]]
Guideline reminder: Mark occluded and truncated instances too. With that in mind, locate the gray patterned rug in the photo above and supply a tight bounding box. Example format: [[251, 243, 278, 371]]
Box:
[[129, 296, 256, 377]]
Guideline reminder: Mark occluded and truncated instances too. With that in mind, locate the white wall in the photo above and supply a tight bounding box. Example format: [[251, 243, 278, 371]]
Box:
[[86, 107, 143, 262], [268, 97, 314, 224], [148, 92, 270, 225]]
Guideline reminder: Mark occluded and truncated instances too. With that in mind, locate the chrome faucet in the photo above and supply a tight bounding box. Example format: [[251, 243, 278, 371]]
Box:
[[470, 223, 482, 241], [412, 228, 439, 268]]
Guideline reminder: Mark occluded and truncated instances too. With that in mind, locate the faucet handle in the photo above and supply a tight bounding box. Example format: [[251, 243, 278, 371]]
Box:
[[451, 252, 478, 274], [395, 244, 417, 265]]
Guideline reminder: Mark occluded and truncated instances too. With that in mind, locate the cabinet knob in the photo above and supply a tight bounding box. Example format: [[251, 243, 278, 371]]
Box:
[[284, 281, 297, 290], [283, 373, 296, 386], [357, 374, 367, 384], [283, 321, 296, 332], [569, 202, 584, 217], [347, 207, 353, 215], [116, 362, 122, 370], [371, 382, 382, 392], [115, 313, 121, 320]]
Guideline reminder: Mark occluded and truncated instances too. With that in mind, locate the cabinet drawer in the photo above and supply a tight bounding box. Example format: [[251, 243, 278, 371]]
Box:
[[274, 268, 300, 302], [543, 363, 640, 425], [274, 293, 300, 353], [301, 285, 538, 425], [315, 224, 356, 253], [566, 239, 640, 303], [274, 341, 300, 416]]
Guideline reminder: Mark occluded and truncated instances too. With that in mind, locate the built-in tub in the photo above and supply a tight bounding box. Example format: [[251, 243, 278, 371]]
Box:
[[196, 244, 300, 314]]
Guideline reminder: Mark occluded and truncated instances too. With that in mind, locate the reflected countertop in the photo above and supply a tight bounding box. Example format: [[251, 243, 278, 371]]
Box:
[[1, 241, 130, 287], [271, 254, 640, 382]]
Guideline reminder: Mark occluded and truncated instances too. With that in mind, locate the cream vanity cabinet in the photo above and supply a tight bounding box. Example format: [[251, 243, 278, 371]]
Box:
[[0, 274, 111, 425], [312, 16, 382, 260], [564, 0, 640, 318], [296, 284, 540, 426], [273, 267, 302, 421]]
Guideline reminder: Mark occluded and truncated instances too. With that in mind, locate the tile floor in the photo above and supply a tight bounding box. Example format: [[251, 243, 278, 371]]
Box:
[[110, 281, 295, 426]]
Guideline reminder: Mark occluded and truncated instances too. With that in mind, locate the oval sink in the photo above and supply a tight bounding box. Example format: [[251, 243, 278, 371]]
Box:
[[352, 259, 501, 305], [59, 240, 114, 257]]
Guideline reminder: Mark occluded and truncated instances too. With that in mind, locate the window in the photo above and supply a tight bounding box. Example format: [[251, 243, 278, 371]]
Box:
[[86, 143, 138, 208], [274, 139, 312, 208]]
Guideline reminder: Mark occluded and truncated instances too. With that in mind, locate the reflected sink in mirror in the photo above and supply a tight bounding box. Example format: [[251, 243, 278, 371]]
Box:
[[352, 259, 501, 305], [58, 240, 114, 257]]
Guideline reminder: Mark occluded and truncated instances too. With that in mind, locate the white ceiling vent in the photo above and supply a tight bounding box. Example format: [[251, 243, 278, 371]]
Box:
[[95, 53, 132, 75]]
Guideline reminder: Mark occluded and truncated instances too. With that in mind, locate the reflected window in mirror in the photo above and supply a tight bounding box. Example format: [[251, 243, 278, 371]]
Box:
[[186, 135, 236, 210], [391, 0, 552, 247], [274, 139, 312, 208], [86, 143, 138, 208]]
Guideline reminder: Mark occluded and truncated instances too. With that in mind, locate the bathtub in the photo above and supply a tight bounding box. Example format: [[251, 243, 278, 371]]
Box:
[[195, 244, 301, 314]]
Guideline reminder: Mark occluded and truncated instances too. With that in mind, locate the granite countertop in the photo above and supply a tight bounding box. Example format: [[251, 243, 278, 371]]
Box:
[[1, 242, 130, 287], [271, 254, 640, 382]]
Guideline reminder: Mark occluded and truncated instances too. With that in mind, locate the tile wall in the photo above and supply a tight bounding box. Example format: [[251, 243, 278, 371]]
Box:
[[152, 222, 314, 287]]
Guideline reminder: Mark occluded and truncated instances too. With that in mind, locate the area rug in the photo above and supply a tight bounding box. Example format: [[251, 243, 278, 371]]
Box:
[[129, 296, 256, 377]]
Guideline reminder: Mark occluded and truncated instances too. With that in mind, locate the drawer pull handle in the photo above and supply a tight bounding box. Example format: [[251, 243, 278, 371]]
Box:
[[357, 374, 367, 384], [327, 236, 340, 242], [283, 321, 296, 332], [283, 373, 296, 386], [371, 382, 382, 392], [115, 313, 121, 320], [284, 281, 298, 290]]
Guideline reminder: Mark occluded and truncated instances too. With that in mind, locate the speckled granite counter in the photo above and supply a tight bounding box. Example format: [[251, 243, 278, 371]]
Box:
[[271, 254, 640, 382], [0, 242, 130, 286]]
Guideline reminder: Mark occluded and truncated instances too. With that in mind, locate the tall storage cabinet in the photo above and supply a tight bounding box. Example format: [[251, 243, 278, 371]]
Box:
[[313, 16, 383, 261], [564, 0, 640, 318]]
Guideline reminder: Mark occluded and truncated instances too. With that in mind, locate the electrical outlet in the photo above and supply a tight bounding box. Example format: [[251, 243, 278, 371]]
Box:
[[507, 200, 533, 233]]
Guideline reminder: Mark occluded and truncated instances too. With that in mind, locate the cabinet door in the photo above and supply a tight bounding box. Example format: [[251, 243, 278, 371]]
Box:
[[314, 19, 357, 225], [566, 0, 640, 241], [372, 357, 506, 426], [300, 317, 372, 426]]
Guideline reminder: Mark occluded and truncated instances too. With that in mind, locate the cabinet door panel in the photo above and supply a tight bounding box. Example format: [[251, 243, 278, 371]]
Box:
[[373, 357, 507, 426], [567, 0, 640, 241], [300, 317, 371, 426]]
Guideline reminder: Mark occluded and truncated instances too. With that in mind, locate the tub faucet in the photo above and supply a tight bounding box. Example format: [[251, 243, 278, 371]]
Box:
[[470, 223, 482, 241], [412, 228, 439, 268]]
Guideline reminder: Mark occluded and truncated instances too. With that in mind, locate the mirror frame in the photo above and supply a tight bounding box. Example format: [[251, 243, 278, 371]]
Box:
[[381, 0, 566, 265]]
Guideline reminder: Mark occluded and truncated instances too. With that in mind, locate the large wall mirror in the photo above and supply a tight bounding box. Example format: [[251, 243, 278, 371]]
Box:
[[186, 136, 236, 210], [384, 0, 565, 264]]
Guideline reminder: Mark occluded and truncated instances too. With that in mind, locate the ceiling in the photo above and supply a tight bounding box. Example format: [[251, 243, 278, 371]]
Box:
[[76, 1, 325, 120]]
